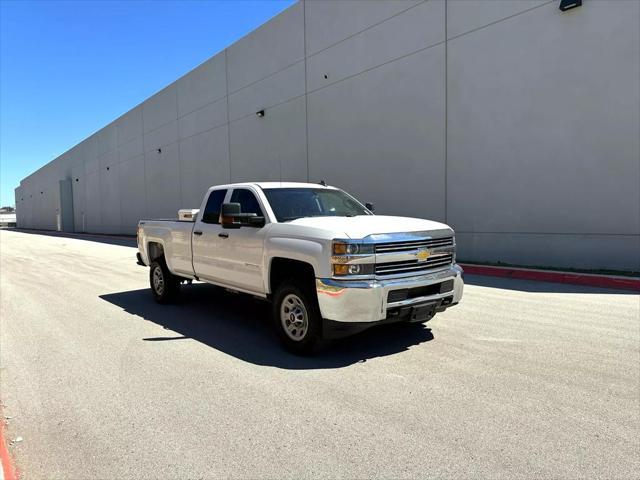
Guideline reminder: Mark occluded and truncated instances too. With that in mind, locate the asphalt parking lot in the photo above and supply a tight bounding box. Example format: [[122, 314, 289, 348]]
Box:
[[0, 229, 638, 479]]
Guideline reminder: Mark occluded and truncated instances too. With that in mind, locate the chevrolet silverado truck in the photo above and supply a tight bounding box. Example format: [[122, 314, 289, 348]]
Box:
[[137, 182, 463, 354]]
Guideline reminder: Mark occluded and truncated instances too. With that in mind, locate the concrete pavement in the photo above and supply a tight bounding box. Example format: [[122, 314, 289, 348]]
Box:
[[0, 229, 638, 479]]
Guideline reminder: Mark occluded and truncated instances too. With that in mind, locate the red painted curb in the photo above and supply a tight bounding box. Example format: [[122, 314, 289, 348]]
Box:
[[460, 264, 640, 292], [0, 417, 17, 480]]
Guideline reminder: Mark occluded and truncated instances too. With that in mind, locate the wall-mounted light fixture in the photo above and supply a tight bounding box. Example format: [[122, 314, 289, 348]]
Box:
[[256, 109, 265, 118], [559, 0, 582, 11]]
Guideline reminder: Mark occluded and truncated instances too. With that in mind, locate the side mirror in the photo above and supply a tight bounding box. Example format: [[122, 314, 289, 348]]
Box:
[[245, 216, 266, 227], [221, 202, 241, 216], [220, 203, 242, 229], [365, 202, 375, 213], [220, 202, 266, 228]]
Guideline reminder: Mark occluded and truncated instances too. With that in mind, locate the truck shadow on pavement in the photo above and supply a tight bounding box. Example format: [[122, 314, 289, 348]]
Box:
[[99, 284, 434, 369]]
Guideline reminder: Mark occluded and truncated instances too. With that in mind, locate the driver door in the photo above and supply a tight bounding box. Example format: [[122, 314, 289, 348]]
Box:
[[216, 187, 267, 294]]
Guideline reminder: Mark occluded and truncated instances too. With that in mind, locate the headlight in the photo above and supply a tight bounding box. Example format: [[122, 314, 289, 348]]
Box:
[[333, 264, 374, 276], [331, 240, 375, 276], [333, 242, 348, 254], [333, 264, 353, 275], [332, 241, 373, 255]]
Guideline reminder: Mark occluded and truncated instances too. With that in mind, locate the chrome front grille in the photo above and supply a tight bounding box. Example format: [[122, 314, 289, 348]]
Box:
[[375, 253, 454, 276], [374, 237, 454, 253]]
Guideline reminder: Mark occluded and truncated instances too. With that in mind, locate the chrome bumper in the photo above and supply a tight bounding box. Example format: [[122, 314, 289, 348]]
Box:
[[316, 264, 464, 323]]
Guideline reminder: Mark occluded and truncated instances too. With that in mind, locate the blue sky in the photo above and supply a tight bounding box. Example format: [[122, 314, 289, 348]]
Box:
[[0, 0, 295, 207]]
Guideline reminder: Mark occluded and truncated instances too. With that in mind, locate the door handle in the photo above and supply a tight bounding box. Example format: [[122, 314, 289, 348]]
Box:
[[218, 233, 229, 238], [193, 231, 203, 236]]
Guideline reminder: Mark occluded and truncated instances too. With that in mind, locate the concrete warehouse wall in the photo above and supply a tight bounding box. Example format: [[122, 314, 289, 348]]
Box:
[[14, 0, 640, 271]]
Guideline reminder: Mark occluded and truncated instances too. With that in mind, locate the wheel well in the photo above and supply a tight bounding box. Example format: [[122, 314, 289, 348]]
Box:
[[269, 258, 315, 293], [148, 242, 164, 262]]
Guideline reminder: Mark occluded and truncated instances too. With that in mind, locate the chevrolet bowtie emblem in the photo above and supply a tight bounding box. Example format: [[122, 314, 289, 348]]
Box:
[[416, 249, 431, 262]]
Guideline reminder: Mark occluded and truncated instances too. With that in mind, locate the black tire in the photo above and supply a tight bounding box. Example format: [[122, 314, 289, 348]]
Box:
[[272, 279, 323, 355], [149, 258, 180, 304]]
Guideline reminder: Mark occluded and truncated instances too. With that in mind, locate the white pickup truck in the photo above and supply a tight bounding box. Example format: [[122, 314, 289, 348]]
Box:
[[137, 182, 463, 353]]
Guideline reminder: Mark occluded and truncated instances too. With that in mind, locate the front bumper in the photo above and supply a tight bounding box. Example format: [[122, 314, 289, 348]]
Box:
[[316, 264, 464, 324]]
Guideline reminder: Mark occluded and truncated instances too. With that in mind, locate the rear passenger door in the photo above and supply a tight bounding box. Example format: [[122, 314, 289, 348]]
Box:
[[191, 188, 228, 283]]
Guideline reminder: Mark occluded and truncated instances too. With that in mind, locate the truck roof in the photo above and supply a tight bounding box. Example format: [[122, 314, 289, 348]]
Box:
[[210, 182, 338, 190]]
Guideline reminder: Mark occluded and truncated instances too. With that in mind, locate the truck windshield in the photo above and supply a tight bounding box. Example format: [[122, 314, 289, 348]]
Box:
[[262, 188, 371, 222]]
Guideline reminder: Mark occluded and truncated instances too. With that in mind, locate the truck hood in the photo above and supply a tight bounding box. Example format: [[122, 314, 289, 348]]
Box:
[[287, 215, 452, 239]]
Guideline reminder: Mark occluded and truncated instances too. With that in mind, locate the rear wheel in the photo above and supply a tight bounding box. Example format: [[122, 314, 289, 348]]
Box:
[[150, 259, 180, 304], [272, 280, 322, 355]]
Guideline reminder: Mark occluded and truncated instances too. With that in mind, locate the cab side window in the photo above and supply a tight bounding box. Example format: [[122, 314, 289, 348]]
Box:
[[230, 189, 264, 217], [201, 189, 227, 224]]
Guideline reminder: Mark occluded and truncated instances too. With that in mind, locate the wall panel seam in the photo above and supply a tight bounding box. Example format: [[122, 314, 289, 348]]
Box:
[[176, 96, 228, 128], [176, 85, 183, 207], [305, 0, 428, 58], [303, 0, 310, 182], [228, 58, 305, 97], [177, 122, 230, 151], [140, 118, 178, 139], [224, 49, 232, 183], [447, 0, 555, 42], [306, 37, 445, 97], [228, 93, 305, 126], [140, 94, 233, 153], [228, 86, 305, 123], [141, 100, 149, 219], [179, 92, 227, 119], [225, 0, 428, 99], [116, 116, 123, 233], [444, 0, 448, 224]]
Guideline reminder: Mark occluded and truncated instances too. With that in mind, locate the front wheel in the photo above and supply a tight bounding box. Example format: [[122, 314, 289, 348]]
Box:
[[272, 280, 322, 355], [149, 259, 180, 304]]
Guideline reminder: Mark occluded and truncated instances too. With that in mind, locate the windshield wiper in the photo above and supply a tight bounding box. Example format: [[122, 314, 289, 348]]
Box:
[[281, 214, 329, 221], [281, 213, 360, 221]]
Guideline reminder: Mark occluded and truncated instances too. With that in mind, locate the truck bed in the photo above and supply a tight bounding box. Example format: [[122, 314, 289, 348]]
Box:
[[138, 219, 196, 278]]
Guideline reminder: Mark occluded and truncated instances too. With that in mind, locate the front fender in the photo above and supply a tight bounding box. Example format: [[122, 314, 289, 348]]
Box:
[[264, 236, 330, 293]]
